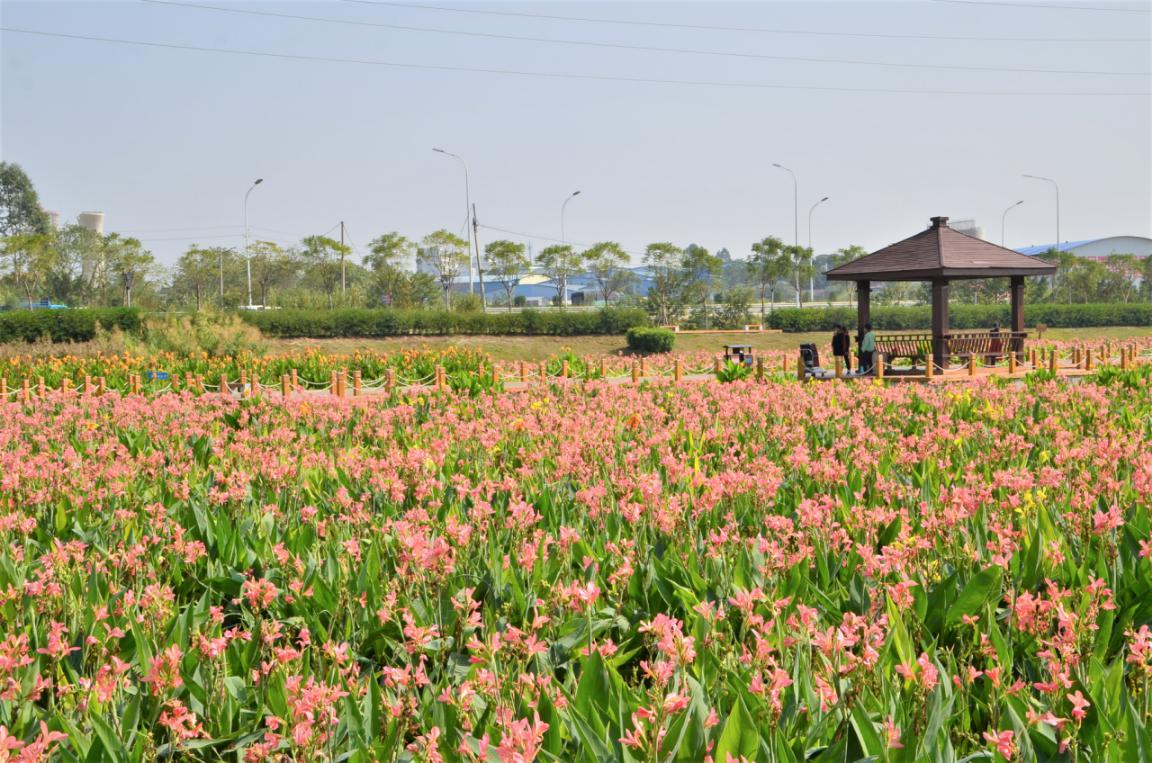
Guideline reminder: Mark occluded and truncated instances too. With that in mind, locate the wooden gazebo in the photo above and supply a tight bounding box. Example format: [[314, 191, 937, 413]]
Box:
[[825, 216, 1057, 371]]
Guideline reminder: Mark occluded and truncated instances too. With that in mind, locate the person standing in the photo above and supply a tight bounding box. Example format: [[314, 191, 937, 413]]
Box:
[[859, 323, 876, 375], [831, 325, 850, 373]]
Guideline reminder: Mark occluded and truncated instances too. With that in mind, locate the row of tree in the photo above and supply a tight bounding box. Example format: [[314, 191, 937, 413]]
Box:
[[2, 162, 1150, 318]]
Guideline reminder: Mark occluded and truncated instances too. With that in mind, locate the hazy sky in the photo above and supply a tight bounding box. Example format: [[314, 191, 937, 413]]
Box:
[[2, 0, 1149, 268]]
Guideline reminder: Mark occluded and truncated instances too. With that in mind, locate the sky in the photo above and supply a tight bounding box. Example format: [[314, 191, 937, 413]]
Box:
[[1, 0, 1150, 270]]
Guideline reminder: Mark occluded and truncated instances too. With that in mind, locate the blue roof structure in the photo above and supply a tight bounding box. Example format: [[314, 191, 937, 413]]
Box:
[[1015, 240, 1100, 256]]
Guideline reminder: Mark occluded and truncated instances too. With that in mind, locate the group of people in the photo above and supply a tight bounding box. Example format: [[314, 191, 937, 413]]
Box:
[[831, 324, 876, 375]]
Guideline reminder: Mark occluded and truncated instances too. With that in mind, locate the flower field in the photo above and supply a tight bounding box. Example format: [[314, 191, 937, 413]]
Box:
[[1, 371, 1151, 761]]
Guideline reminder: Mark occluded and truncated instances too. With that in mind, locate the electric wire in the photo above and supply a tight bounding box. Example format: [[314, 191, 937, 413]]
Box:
[[3, 27, 1147, 96], [141, 0, 1149, 77], [343, 0, 1151, 42]]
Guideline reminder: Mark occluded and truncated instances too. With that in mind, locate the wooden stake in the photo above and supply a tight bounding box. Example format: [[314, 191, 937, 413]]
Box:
[[967, 355, 976, 376], [291, 369, 299, 391], [876, 354, 885, 379], [713, 357, 721, 374], [835, 356, 843, 379], [330, 371, 338, 396], [640, 357, 646, 378], [1085, 351, 1094, 371], [599, 358, 607, 379], [797, 356, 806, 381], [62, 378, 72, 396], [674, 358, 683, 382], [539, 363, 547, 383], [282, 374, 290, 397], [436, 366, 447, 392], [561, 360, 569, 379], [0, 378, 6, 400], [353, 370, 362, 396], [925, 357, 934, 380], [38, 377, 46, 398], [756, 357, 764, 381], [22, 379, 31, 403], [631, 362, 639, 384], [84, 375, 92, 395], [519, 361, 527, 383], [97, 377, 106, 396], [782, 356, 789, 374], [1030, 348, 1037, 368], [1048, 350, 1058, 374], [1008, 352, 1017, 374]]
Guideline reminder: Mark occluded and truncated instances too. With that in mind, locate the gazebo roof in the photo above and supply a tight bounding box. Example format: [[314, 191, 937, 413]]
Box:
[[826, 216, 1058, 282]]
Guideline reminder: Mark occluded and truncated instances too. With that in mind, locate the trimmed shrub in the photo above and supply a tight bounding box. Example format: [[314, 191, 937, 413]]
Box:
[[764, 303, 1152, 332], [241, 307, 651, 338], [626, 327, 676, 353], [0, 308, 142, 344]]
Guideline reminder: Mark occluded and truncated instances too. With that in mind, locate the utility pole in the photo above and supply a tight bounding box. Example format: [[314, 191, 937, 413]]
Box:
[[472, 203, 486, 312], [340, 221, 346, 297]]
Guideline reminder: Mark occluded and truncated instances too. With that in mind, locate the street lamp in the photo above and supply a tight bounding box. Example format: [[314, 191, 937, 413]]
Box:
[[808, 196, 829, 302], [1001, 199, 1024, 247], [243, 178, 263, 307], [772, 163, 800, 306], [433, 148, 484, 307], [561, 190, 581, 245], [1022, 174, 1060, 252]]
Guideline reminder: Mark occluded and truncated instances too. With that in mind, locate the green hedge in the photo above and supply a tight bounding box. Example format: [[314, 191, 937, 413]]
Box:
[[764, 303, 1152, 332], [240, 307, 651, 338], [0, 308, 143, 344], [626, 327, 676, 353]]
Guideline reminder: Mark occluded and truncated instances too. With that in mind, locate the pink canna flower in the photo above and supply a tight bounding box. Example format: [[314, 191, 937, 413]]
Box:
[[1068, 690, 1090, 722], [983, 729, 1015, 759]]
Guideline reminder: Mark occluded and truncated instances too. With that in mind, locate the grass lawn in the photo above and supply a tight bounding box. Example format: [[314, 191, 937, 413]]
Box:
[[267, 326, 1152, 362]]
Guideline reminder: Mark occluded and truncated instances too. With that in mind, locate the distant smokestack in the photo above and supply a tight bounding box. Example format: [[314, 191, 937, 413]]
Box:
[[77, 211, 105, 234]]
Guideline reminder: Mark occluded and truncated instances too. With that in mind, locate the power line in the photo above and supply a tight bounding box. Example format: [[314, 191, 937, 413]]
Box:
[[933, 0, 1150, 12], [3, 26, 1147, 97], [343, 0, 1151, 42], [142, 0, 1149, 77]]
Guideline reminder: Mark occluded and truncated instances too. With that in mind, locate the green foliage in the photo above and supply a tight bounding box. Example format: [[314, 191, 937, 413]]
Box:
[[241, 306, 650, 337], [0, 160, 51, 236], [625, 326, 676, 353], [139, 312, 267, 357], [765, 303, 1152, 332], [715, 359, 753, 382], [0, 307, 142, 343]]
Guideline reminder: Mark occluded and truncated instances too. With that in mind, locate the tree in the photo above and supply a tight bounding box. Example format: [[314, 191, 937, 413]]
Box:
[[104, 234, 153, 307], [365, 232, 415, 271], [643, 242, 687, 325], [785, 244, 815, 306], [682, 244, 723, 328], [583, 241, 631, 305], [250, 241, 297, 306], [485, 240, 529, 310], [0, 162, 50, 237], [1, 231, 56, 307], [535, 244, 585, 309], [174, 245, 227, 311], [830, 245, 868, 305], [300, 235, 350, 309], [47, 223, 106, 306], [749, 236, 790, 320], [420, 230, 469, 309]]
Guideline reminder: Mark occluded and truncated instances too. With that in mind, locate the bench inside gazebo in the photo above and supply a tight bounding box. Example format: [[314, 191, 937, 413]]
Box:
[[825, 216, 1057, 372]]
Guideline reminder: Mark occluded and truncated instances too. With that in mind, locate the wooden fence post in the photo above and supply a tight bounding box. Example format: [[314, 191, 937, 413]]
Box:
[[519, 362, 527, 383], [1122, 349, 1131, 370], [38, 377, 46, 398], [713, 357, 721, 374], [1085, 351, 1094, 371], [437, 366, 447, 392], [561, 360, 569, 379], [386, 369, 396, 394], [1030, 348, 1037, 368], [599, 358, 607, 379], [835, 356, 843, 379], [329, 371, 338, 396], [674, 358, 683, 383], [1048, 349, 1058, 374], [782, 356, 789, 374], [353, 370, 362, 396], [291, 369, 299, 392], [640, 357, 646, 378], [967, 355, 976, 377], [631, 362, 639, 384], [876, 354, 885, 379], [1008, 352, 1017, 374], [797, 356, 806, 381], [84, 375, 92, 396], [62, 378, 72, 396], [282, 374, 290, 397], [539, 363, 547, 384], [22, 379, 31, 403], [97, 377, 106, 396], [0, 378, 6, 401], [925, 357, 934, 380], [756, 357, 764, 381]]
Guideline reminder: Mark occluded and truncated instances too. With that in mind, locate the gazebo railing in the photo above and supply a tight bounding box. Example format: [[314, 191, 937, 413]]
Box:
[[875, 331, 1027, 365]]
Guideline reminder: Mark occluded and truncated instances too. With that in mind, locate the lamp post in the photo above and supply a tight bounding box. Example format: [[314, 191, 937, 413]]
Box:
[[243, 178, 263, 307], [772, 163, 800, 306], [561, 190, 581, 245], [808, 196, 829, 302], [1001, 199, 1024, 247], [1022, 173, 1060, 252], [433, 148, 484, 306]]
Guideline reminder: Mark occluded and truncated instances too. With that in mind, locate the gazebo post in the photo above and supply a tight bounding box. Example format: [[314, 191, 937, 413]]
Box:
[[857, 280, 871, 337], [931, 278, 949, 372], [1009, 275, 1026, 361]]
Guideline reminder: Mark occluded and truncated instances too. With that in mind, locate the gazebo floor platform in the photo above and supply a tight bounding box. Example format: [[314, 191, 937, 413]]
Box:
[[810, 364, 1098, 384]]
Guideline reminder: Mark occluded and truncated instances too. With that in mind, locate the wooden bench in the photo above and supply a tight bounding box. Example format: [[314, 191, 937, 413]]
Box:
[[874, 333, 934, 367]]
